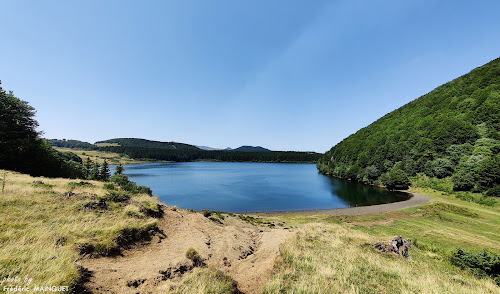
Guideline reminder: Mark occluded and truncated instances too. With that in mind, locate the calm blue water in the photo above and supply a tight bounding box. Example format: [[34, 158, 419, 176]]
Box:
[[120, 162, 410, 213]]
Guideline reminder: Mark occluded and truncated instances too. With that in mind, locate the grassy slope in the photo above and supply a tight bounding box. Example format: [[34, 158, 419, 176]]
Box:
[[263, 189, 499, 293], [0, 170, 160, 290], [54, 147, 149, 165]]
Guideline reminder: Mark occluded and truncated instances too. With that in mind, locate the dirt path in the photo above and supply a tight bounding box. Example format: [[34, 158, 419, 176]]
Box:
[[80, 207, 293, 294], [254, 193, 431, 216]]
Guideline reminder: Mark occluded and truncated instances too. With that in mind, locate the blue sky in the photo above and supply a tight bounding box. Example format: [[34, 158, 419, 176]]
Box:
[[1, 0, 500, 152]]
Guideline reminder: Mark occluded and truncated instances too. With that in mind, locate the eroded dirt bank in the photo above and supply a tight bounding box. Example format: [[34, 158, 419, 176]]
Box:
[[80, 207, 293, 293]]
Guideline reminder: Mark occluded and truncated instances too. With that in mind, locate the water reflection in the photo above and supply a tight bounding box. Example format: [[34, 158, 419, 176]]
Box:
[[118, 162, 411, 213]]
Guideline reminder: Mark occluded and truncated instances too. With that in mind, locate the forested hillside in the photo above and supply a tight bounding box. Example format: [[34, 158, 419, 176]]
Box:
[[96, 138, 200, 151], [48, 139, 99, 150], [92, 138, 319, 162], [318, 57, 500, 195]]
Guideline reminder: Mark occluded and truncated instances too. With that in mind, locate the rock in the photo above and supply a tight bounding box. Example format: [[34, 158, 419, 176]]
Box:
[[126, 279, 145, 288], [390, 235, 403, 250], [199, 209, 211, 217], [401, 245, 410, 260], [373, 242, 399, 255], [373, 236, 412, 260]]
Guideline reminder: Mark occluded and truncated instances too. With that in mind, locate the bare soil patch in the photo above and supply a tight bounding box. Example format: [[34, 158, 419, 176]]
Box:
[[80, 206, 293, 293]]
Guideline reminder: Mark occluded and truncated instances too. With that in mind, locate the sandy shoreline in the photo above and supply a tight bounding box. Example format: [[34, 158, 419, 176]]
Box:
[[253, 192, 432, 216]]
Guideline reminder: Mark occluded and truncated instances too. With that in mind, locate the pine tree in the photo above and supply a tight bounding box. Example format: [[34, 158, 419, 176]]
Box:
[[90, 161, 100, 180], [115, 164, 124, 175], [100, 160, 110, 181], [84, 157, 92, 179]]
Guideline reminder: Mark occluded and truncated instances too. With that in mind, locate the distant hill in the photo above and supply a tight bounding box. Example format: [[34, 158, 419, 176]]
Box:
[[196, 146, 232, 151], [318, 57, 500, 195], [47, 139, 98, 150], [95, 138, 200, 151], [234, 146, 271, 152]]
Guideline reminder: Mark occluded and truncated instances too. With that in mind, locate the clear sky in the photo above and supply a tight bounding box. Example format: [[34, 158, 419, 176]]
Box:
[[1, 1, 500, 152]]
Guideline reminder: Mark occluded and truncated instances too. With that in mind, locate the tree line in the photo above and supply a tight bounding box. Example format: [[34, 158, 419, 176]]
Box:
[[98, 146, 321, 163]]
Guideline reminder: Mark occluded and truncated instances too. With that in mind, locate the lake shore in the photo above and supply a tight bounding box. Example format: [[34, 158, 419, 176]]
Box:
[[252, 192, 431, 216]]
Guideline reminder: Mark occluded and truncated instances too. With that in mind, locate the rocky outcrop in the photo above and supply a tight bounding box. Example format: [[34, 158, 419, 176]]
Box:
[[373, 235, 412, 260]]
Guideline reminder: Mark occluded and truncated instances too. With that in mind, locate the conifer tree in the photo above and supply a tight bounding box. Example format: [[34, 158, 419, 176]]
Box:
[[84, 157, 92, 179], [114, 164, 124, 175], [90, 161, 100, 180], [100, 160, 110, 181]]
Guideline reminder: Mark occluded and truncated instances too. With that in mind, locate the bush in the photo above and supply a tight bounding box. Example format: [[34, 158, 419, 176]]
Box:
[[381, 168, 410, 190], [452, 165, 476, 191], [185, 248, 204, 267], [100, 191, 130, 203], [103, 183, 115, 190], [110, 174, 130, 186], [133, 185, 152, 196], [485, 185, 500, 197], [450, 248, 500, 285]]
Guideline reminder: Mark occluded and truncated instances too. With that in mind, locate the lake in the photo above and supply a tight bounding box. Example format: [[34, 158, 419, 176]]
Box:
[[121, 162, 410, 213]]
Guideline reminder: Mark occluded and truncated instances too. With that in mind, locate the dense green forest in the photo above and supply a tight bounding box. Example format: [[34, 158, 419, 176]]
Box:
[[318, 57, 500, 195], [96, 138, 200, 151], [233, 146, 271, 152], [0, 82, 85, 178], [97, 140, 319, 163], [48, 139, 99, 150]]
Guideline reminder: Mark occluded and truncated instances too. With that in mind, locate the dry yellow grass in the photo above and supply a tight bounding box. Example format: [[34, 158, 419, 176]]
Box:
[[264, 223, 498, 294], [158, 267, 239, 294], [54, 147, 148, 165], [0, 169, 159, 290]]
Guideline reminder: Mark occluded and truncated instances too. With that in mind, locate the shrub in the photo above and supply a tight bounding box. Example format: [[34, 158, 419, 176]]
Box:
[[110, 174, 130, 186], [67, 181, 93, 190], [100, 191, 130, 203], [103, 183, 115, 190], [381, 168, 410, 190], [485, 185, 500, 197], [185, 248, 204, 267], [449, 248, 500, 285], [452, 165, 476, 191], [134, 185, 153, 196]]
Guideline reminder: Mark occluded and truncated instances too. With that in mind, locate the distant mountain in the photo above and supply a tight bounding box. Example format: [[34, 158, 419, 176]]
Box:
[[234, 146, 271, 152], [196, 146, 232, 151], [95, 138, 200, 151], [318, 57, 500, 194]]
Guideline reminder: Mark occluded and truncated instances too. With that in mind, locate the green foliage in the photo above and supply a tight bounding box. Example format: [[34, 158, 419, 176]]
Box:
[[47, 139, 98, 150], [99, 191, 130, 203], [67, 181, 93, 190], [485, 185, 500, 197], [450, 249, 500, 285], [110, 174, 153, 195], [365, 165, 380, 183], [114, 164, 124, 175], [319, 57, 500, 191], [96, 138, 320, 163], [380, 168, 410, 190], [103, 183, 116, 190], [185, 247, 204, 266], [100, 160, 110, 181], [89, 161, 100, 180], [430, 158, 454, 179], [476, 154, 500, 191]]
